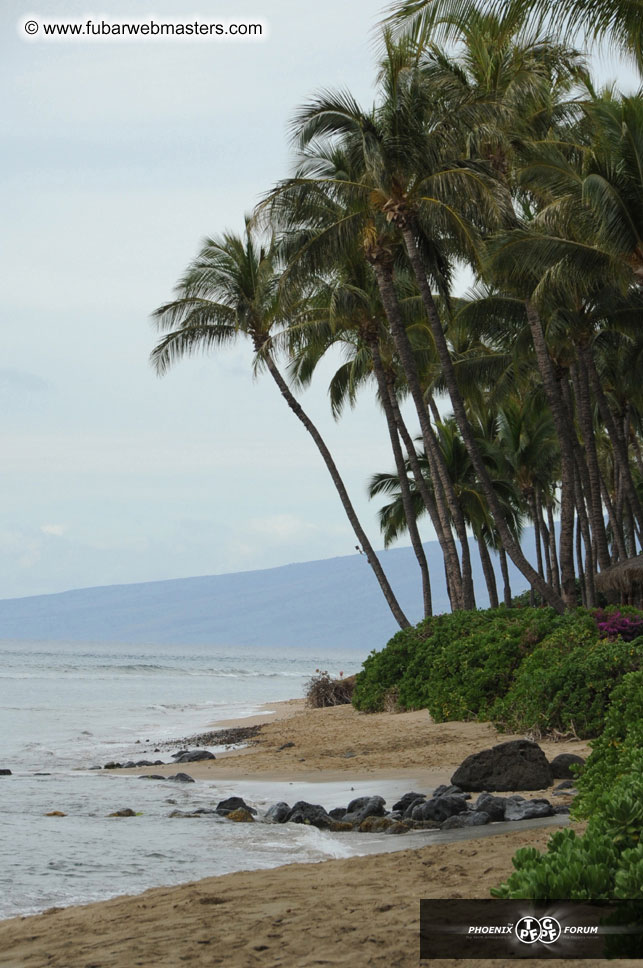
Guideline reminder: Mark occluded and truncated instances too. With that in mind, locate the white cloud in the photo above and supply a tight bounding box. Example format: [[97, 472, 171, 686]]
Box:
[[246, 514, 320, 542], [40, 523, 66, 536]]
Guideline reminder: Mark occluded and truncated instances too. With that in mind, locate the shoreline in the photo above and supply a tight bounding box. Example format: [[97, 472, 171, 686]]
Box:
[[0, 824, 629, 968], [3, 699, 613, 967], [123, 697, 591, 785]]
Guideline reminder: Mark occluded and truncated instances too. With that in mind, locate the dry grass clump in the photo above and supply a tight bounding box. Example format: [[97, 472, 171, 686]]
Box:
[[305, 669, 355, 708]]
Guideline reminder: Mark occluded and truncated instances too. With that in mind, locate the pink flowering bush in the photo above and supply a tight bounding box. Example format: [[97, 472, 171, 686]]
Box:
[[592, 607, 643, 642]]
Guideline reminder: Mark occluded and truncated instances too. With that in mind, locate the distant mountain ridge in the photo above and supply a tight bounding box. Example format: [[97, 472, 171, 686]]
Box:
[[0, 538, 532, 651]]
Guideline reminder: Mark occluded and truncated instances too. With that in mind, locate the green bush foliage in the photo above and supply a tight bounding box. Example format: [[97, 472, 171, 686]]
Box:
[[351, 621, 432, 712], [490, 616, 643, 738], [491, 770, 643, 901], [352, 607, 561, 717], [493, 666, 643, 913], [354, 606, 643, 739], [573, 670, 643, 819]]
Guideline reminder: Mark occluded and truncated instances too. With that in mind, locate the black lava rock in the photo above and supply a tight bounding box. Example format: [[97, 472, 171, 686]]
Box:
[[472, 792, 507, 821], [172, 750, 216, 763], [264, 802, 291, 823], [440, 811, 491, 829], [411, 795, 468, 822], [392, 792, 426, 812], [553, 780, 576, 793], [287, 801, 338, 829], [433, 784, 467, 798], [328, 807, 347, 820], [343, 796, 386, 825], [403, 798, 429, 819], [504, 798, 554, 821], [549, 753, 585, 779], [451, 740, 552, 792], [216, 796, 257, 816]]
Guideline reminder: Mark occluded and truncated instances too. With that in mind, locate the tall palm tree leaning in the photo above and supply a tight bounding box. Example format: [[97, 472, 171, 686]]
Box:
[[259, 143, 473, 610], [150, 223, 411, 629], [276, 35, 566, 612], [284, 250, 434, 616]]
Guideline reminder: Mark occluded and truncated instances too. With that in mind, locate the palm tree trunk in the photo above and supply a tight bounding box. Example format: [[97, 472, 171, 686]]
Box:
[[624, 407, 643, 548], [399, 223, 565, 613], [260, 347, 410, 628], [576, 512, 587, 608], [572, 458, 595, 607], [581, 344, 643, 537], [625, 499, 637, 557], [428, 397, 442, 425], [369, 337, 433, 616], [600, 474, 627, 561], [369, 257, 470, 608], [520, 304, 576, 608], [499, 545, 512, 606], [429, 407, 478, 612], [546, 501, 561, 596], [562, 372, 599, 579], [571, 355, 611, 570], [528, 490, 545, 580], [478, 537, 499, 608], [389, 391, 462, 611], [536, 491, 553, 589], [631, 432, 643, 481]]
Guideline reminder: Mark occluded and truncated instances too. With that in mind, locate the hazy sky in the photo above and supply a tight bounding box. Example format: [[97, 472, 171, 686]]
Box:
[[2, 0, 639, 599]]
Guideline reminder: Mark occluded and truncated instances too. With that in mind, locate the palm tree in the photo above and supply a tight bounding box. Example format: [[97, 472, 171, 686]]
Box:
[[285, 250, 435, 616], [260, 141, 473, 608], [384, 0, 643, 67], [275, 28, 569, 609], [150, 224, 411, 628], [488, 92, 643, 547], [369, 415, 523, 607], [364, 36, 568, 609]]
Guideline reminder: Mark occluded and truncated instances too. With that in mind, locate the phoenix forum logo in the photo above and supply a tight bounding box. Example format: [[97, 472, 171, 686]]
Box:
[[515, 915, 562, 945]]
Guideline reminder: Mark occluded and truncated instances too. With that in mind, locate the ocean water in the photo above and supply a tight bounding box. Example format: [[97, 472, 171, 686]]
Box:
[[0, 639, 374, 920], [0, 639, 572, 921]]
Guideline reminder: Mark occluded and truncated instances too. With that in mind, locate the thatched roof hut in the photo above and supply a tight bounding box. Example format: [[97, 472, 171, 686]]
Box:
[[595, 557, 643, 607]]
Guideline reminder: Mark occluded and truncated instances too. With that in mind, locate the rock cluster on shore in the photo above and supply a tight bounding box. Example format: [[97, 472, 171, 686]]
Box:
[[102, 749, 216, 770], [238, 782, 573, 834], [85, 738, 582, 835], [155, 740, 581, 833]]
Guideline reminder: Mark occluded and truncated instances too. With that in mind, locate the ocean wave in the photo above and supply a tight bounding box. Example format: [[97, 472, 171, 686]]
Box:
[[0, 666, 307, 679]]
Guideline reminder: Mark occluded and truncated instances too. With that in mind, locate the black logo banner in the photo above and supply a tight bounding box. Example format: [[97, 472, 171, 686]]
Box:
[[420, 899, 643, 959]]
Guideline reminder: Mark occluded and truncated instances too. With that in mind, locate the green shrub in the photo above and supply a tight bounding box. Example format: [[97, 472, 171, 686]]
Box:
[[574, 670, 643, 819], [493, 665, 643, 916], [352, 622, 432, 712], [352, 607, 561, 717], [491, 769, 643, 902], [400, 607, 561, 720], [490, 615, 643, 738]]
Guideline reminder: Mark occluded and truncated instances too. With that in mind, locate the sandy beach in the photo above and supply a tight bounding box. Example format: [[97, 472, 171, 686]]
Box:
[[123, 699, 593, 784], [2, 700, 634, 968]]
